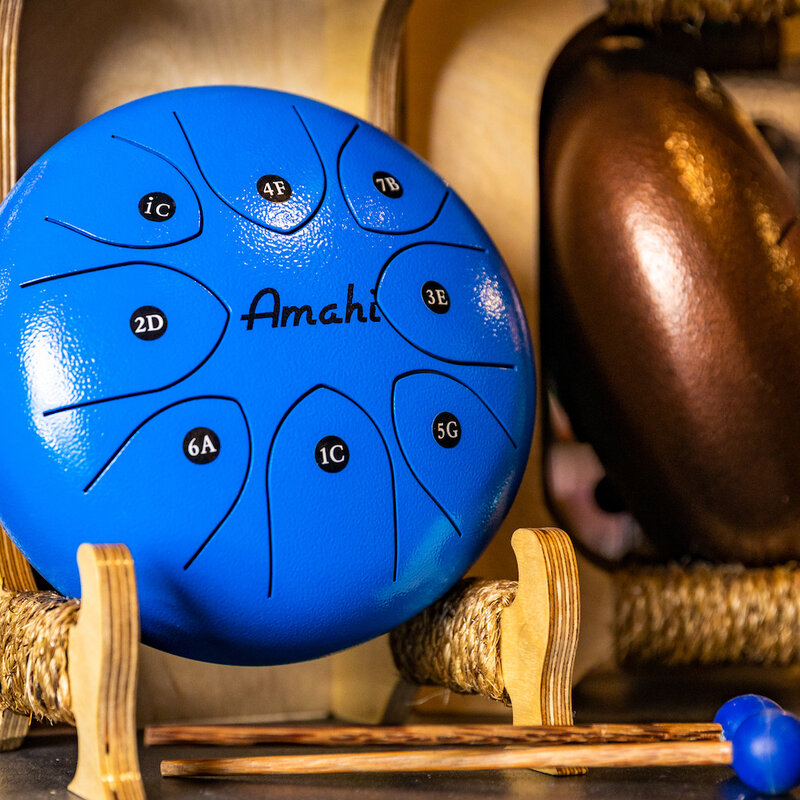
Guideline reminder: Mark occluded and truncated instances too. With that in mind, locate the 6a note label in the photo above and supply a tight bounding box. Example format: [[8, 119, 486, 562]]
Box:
[[184, 428, 221, 464]]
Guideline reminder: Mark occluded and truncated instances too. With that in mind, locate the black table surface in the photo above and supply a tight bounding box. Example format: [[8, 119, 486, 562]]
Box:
[[4, 665, 800, 799]]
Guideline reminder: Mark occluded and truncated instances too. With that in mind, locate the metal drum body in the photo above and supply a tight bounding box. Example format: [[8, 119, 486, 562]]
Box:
[[542, 38, 800, 564], [0, 86, 535, 664]]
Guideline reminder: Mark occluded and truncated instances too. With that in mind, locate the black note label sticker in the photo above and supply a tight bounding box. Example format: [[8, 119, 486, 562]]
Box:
[[372, 171, 403, 199], [257, 175, 293, 203], [315, 435, 349, 473], [432, 412, 461, 448], [184, 427, 221, 464], [421, 281, 450, 314], [130, 306, 168, 341], [139, 192, 176, 221]]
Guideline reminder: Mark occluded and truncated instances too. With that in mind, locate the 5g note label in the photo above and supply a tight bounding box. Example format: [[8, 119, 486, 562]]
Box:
[[432, 412, 461, 448], [372, 171, 403, 199], [130, 306, 168, 341], [183, 427, 221, 464], [257, 174, 292, 203], [315, 435, 349, 473], [139, 192, 176, 221], [421, 281, 450, 314]]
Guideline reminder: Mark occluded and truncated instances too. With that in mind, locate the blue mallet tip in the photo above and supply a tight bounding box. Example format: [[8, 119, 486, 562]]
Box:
[[731, 709, 800, 795], [715, 695, 782, 741]]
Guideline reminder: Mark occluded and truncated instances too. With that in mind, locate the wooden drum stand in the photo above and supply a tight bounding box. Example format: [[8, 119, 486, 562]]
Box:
[[0, 526, 584, 799], [0, 536, 142, 799]]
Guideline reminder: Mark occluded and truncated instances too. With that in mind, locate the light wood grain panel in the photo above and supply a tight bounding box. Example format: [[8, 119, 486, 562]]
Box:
[[136, 646, 332, 725], [16, 0, 385, 172]]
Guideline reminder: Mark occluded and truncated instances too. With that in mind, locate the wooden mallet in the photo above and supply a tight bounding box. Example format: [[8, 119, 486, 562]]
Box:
[[157, 695, 800, 795]]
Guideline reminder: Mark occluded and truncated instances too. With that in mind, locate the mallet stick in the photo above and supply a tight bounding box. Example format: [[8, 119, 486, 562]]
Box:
[[145, 721, 722, 748], [161, 740, 732, 777], [160, 699, 800, 795]]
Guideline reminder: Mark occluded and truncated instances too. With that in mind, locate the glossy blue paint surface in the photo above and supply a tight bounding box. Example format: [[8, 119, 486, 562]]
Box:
[[732, 710, 800, 794], [0, 86, 535, 665], [715, 695, 783, 741]]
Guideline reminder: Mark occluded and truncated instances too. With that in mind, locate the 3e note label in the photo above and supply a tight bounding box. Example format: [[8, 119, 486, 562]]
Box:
[[138, 192, 176, 221], [421, 281, 450, 314], [130, 306, 168, 341], [372, 171, 403, 199], [183, 427, 221, 465], [315, 435, 349, 473], [432, 412, 461, 449]]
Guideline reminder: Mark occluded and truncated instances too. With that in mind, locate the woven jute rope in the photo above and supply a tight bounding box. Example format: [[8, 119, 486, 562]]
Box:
[[615, 562, 800, 666], [607, 0, 800, 24], [389, 577, 517, 704], [0, 588, 78, 723]]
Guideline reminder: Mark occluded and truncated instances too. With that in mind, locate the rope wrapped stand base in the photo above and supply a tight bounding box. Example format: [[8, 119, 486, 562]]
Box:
[[0, 589, 78, 725], [607, 0, 800, 25], [391, 578, 517, 705], [390, 538, 800, 728], [391, 528, 584, 776], [614, 562, 800, 666]]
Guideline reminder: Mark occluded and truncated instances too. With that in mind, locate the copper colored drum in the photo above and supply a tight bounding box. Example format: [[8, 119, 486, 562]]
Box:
[[541, 34, 800, 564]]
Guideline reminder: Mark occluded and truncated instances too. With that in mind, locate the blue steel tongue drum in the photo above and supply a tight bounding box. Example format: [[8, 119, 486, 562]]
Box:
[[0, 86, 535, 666]]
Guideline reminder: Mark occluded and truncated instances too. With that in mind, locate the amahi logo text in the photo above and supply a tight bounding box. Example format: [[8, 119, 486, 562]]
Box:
[[241, 284, 381, 330]]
